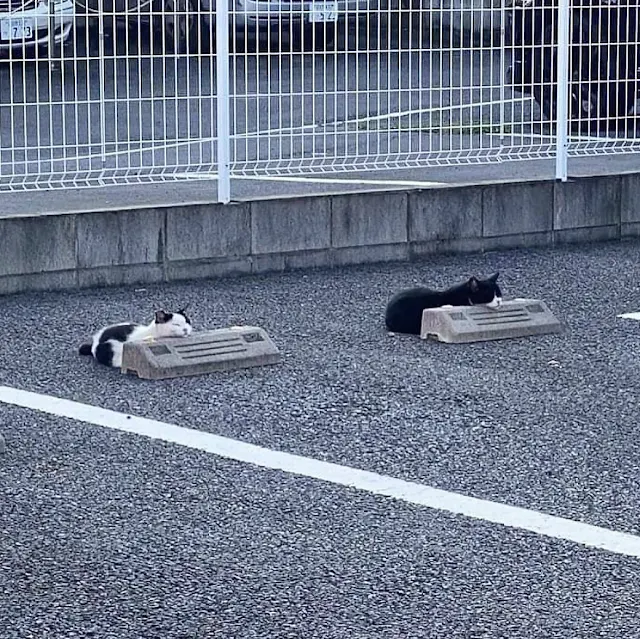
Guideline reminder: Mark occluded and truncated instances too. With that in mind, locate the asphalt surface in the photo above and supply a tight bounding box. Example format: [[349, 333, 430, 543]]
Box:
[[3, 239, 640, 637]]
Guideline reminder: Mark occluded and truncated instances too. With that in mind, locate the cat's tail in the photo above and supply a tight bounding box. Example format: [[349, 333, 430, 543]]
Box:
[[78, 343, 92, 356]]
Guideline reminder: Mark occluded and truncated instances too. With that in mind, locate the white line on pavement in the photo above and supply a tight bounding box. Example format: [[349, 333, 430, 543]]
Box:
[[2, 385, 640, 559]]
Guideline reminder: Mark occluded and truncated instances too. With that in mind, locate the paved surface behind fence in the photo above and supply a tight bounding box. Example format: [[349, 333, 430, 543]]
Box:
[[2, 239, 640, 637]]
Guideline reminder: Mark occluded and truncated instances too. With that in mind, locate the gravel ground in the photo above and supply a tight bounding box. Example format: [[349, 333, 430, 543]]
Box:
[[2, 408, 640, 639], [2, 239, 640, 636]]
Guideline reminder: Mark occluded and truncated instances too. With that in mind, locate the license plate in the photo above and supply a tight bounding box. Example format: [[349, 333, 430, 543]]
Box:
[[309, 1, 338, 22], [0, 18, 35, 42]]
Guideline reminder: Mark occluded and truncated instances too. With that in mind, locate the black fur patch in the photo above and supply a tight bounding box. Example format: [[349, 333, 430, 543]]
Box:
[[78, 343, 92, 356], [98, 323, 137, 344]]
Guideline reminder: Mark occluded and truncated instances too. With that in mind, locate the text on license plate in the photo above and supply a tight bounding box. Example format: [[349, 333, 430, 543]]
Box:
[[309, 1, 338, 22], [0, 18, 35, 42]]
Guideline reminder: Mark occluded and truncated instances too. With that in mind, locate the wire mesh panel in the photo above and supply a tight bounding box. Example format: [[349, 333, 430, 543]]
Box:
[[226, 0, 561, 186], [0, 0, 217, 190], [0, 0, 638, 195]]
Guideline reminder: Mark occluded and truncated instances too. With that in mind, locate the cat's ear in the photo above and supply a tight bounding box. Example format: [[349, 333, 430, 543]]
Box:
[[468, 277, 479, 292], [488, 271, 500, 282], [155, 310, 170, 324], [178, 303, 191, 315]]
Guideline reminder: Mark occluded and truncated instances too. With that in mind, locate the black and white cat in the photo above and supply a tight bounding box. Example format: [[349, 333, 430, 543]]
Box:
[[79, 308, 193, 368], [385, 272, 502, 335]]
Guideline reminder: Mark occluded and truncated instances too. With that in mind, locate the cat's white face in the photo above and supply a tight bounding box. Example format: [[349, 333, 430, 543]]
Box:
[[155, 311, 193, 338], [486, 294, 503, 309]]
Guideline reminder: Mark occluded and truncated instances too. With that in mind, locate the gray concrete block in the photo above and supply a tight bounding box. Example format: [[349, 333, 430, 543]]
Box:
[[554, 177, 621, 230], [622, 222, 640, 238], [0, 270, 77, 296], [251, 253, 286, 274], [410, 237, 485, 257], [332, 244, 409, 266], [554, 225, 620, 245], [483, 182, 553, 237], [0, 215, 76, 276], [331, 192, 408, 247], [166, 203, 251, 261], [480, 232, 553, 252], [76, 209, 165, 269], [251, 197, 331, 254], [0, 432, 5, 454], [78, 265, 165, 289], [167, 258, 252, 282], [408, 186, 482, 242], [620, 174, 640, 224], [285, 250, 334, 270]]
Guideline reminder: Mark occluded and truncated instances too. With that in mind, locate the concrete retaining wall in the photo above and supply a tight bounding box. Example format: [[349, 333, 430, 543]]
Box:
[[1, 173, 638, 296]]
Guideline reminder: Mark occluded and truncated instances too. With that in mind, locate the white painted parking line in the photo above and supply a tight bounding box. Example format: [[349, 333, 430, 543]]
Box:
[[2, 385, 640, 559], [618, 312, 640, 320]]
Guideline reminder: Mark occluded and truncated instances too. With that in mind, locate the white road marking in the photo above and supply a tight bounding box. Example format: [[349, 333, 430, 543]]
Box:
[[2, 385, 640, 558], [618, 312, 640, 320]]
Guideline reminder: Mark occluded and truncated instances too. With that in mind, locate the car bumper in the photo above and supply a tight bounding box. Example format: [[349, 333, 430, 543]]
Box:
[[0, 0, 74, 56], [232, 0, 373, 27]]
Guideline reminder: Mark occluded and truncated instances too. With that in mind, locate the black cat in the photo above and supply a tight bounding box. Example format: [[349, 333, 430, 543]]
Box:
[[385, 272, 502, 335]]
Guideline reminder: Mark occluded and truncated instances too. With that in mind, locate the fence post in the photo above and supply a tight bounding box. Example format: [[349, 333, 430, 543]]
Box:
[[555, 0, 571, 181], [215, 0, 232, 203]]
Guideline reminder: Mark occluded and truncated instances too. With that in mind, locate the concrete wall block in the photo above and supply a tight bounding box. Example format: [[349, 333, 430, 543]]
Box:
[[620, 174, 640, 224], [0, 215, 76, 276], [78, 265, 165, 289], [480, 232, 553, 252], [410, 237, 485, 257], [554, 226, 620, 245], [251, 197, 331, 254], [331, 192, 408, 248], [409, 187, 482, 243], [166, 203, 251, 261], [0, 271, 77, 296], [622, 222, 640, 238], [285, 250, 334, 271], [251, 254, 286, 274], [167, 258, 252, 282], [554, 177, 621, 230], [332, 244, 409, 266], [483, 182, 553, 237], [76, 209, 165, 269]]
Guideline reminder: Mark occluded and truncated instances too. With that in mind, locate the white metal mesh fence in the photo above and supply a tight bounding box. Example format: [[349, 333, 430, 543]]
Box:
[[0, 0, 638, 198]]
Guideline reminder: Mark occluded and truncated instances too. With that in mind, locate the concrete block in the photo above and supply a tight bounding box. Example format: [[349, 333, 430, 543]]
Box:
[[333, 244, 409, 266], [409, 186, 482, 243], [251, 197, 331, 254], [251, 253, 286, 274], [420, 298, 562, 343], [285, 250, 334, 270], [121, 326, 281, 380], [0, 215, 76, 276], [620, 174, 640, 224], [411, 237, 484, 257], [331, 192, 408, 248], [483, 182, 553, 237], [166, 203, 251, 261], [0, 271, 77, 296], [554, 177, 621, 230], [167, 258, 252, 282], [480, 232, 553, 252], [622, 222, 640, 238], [554, 226, 620, 245], [78, 265, 165, 289], [76, 209, 164, 269]]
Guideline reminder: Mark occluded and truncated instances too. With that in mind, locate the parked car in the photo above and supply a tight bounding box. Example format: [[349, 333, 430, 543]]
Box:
[[78, 0, 376, 54], [0, 0, 74, 58], [505, 0, 639, 133]]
